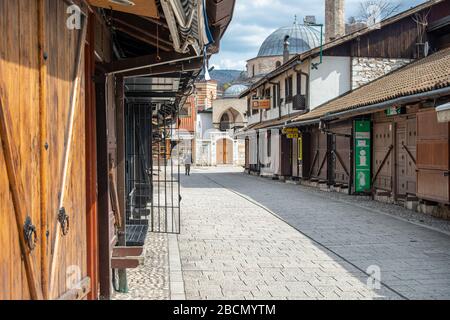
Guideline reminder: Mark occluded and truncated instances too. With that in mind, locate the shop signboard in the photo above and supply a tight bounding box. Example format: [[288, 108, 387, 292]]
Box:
[[354, 120, 371, 192], [251, 98, 271, 110]]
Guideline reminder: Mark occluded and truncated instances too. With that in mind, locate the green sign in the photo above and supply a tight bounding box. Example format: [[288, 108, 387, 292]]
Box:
[[385, 106, 405, 116], [354, 120, 371, 193]]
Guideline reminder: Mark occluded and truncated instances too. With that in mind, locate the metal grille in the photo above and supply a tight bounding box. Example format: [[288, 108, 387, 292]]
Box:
[[125, 103, 180, 246]]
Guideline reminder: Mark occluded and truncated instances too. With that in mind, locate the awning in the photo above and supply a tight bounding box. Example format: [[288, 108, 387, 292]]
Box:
[[88, 0, 159, 18]]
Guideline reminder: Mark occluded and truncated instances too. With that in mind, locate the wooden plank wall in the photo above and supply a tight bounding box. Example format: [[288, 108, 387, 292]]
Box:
[[0, 0, 40, 300], [0, 0, 89, 299]]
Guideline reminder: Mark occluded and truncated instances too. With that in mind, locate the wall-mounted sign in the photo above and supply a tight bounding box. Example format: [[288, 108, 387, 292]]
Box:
[[251, 98, 271, 110], [354, 120, 371, 193], [282, 128, 299, 135], [298, 136, 303, 161], [385, 106, 406, 116]]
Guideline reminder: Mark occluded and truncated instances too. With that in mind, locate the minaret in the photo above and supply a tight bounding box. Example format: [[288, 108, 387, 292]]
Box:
[[325, 0, 345, 42]]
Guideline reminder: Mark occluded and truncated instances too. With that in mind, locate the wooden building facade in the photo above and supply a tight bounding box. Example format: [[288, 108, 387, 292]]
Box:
[[0, 0, 235, 300]]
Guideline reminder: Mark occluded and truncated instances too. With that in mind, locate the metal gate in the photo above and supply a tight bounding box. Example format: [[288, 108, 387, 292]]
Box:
[[125, 103, 181, 246]]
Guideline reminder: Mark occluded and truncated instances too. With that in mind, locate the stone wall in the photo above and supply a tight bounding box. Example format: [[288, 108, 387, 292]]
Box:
[[247, 56, 283, 77], [352, 57, 413, 89]]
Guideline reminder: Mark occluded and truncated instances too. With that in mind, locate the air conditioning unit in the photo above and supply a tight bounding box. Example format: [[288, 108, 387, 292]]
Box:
[[293, 94, 307, 110]]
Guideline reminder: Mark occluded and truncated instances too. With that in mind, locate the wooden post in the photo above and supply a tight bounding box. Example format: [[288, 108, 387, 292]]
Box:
[[85, 11, 99, 300], [115, 75, 128, 293], [0, 89, 44, 300], [38, 0, 49, 300], [96, 74, 112, 300]]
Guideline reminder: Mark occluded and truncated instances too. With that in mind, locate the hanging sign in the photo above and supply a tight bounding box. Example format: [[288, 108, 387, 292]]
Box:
[[282, 128, 298, 135], [354, 120, 371, 193], [251, 98, 271, 110]]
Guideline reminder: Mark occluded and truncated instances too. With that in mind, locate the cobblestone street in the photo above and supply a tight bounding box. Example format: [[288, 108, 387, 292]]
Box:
[[176, 167, 450, 300]]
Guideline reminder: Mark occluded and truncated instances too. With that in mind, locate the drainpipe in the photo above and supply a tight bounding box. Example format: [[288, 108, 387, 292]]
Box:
[[305, 23, 324, 70]]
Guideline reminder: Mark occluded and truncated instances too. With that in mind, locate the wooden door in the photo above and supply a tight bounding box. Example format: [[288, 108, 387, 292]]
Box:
[[0, 0, 90, 300], [417, 109, 450, 203], [331, 124, 351, 186], [216, 139, 224, 165], [225, 139, 233, 164], [0, 0, 42, 300], [280, 134, 292, 176], [310, 128, 328, 181], [395, 117, 417, 198], [373, 122, 394, 192]]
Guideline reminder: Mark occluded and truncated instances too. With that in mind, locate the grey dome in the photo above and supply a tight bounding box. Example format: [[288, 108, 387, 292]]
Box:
[[257, 22, 321, 57], [223, 84, 248, 98]]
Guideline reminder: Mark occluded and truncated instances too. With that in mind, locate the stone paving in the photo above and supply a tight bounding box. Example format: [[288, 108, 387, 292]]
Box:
[[178, 167, 450, 300], [113, 232, 170, 300]]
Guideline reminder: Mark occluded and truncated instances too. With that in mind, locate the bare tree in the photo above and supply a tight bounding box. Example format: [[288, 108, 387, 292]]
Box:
[[357, 0, 401, 23]]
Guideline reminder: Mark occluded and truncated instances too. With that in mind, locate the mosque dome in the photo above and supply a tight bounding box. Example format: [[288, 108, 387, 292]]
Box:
[[223, 84, 249, 98], [257, 20, 321, 57]]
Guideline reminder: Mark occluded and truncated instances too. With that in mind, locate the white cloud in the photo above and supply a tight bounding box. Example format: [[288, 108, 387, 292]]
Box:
[[210, 0, 426, 71]]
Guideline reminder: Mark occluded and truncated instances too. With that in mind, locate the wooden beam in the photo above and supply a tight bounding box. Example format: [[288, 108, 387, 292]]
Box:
[[88, 0, 159, 18], [0, 85, 44, 300], [114, 25, 172, 52], [85, 11, 99, 301], [113, 14, 173, 48], [111, 257, 145, 269], [113, 246, 144, 258], [108, 157, 122, 229], [38, 0, 49, 300], [96, 74, 112, 300], [125, 91, 178, 98], [104, 52, 202, 75], [57, 277, 91, 300], [122, 59, 203, 78]]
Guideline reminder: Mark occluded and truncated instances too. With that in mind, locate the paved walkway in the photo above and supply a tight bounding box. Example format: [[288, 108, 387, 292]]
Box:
[[113, 233, 170, 300], [178, 167, 450, 300]]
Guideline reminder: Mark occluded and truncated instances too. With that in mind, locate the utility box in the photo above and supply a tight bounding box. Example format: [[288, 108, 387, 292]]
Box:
[[436, 103, 450, 123]]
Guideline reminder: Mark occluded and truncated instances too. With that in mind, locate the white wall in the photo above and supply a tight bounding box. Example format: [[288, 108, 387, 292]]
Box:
[[196, 112, 213, 139], [309, 56, 351, 109]]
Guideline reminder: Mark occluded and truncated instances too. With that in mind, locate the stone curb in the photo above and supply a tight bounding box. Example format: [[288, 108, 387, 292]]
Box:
[[168, 234, 186, 300]]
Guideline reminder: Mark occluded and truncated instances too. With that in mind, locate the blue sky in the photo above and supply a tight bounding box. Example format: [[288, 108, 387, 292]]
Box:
[[210, 0, 426, 70]]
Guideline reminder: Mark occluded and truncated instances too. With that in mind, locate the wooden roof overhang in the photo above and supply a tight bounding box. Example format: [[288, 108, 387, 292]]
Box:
[[88, 0, 159, 18], [90, 0, 235, 120], [93, 0, 235, 80]]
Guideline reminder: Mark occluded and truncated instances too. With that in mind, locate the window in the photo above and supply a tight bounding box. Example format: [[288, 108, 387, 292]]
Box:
[[285, 76, 293, 103], [272, 85, 277, 109], [297, 72, 302, 95], [251, 95, 258, 115], [276, 61, 281, 68], [265, 88, 271, 108], [267, 130, 271, 157], [252, 65, 256, 77], [277, 84, 281, 108], [220, 113, 231, 131]]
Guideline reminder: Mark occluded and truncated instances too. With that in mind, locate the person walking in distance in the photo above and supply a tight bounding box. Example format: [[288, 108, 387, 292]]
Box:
[[184, 153, 192, 176]]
